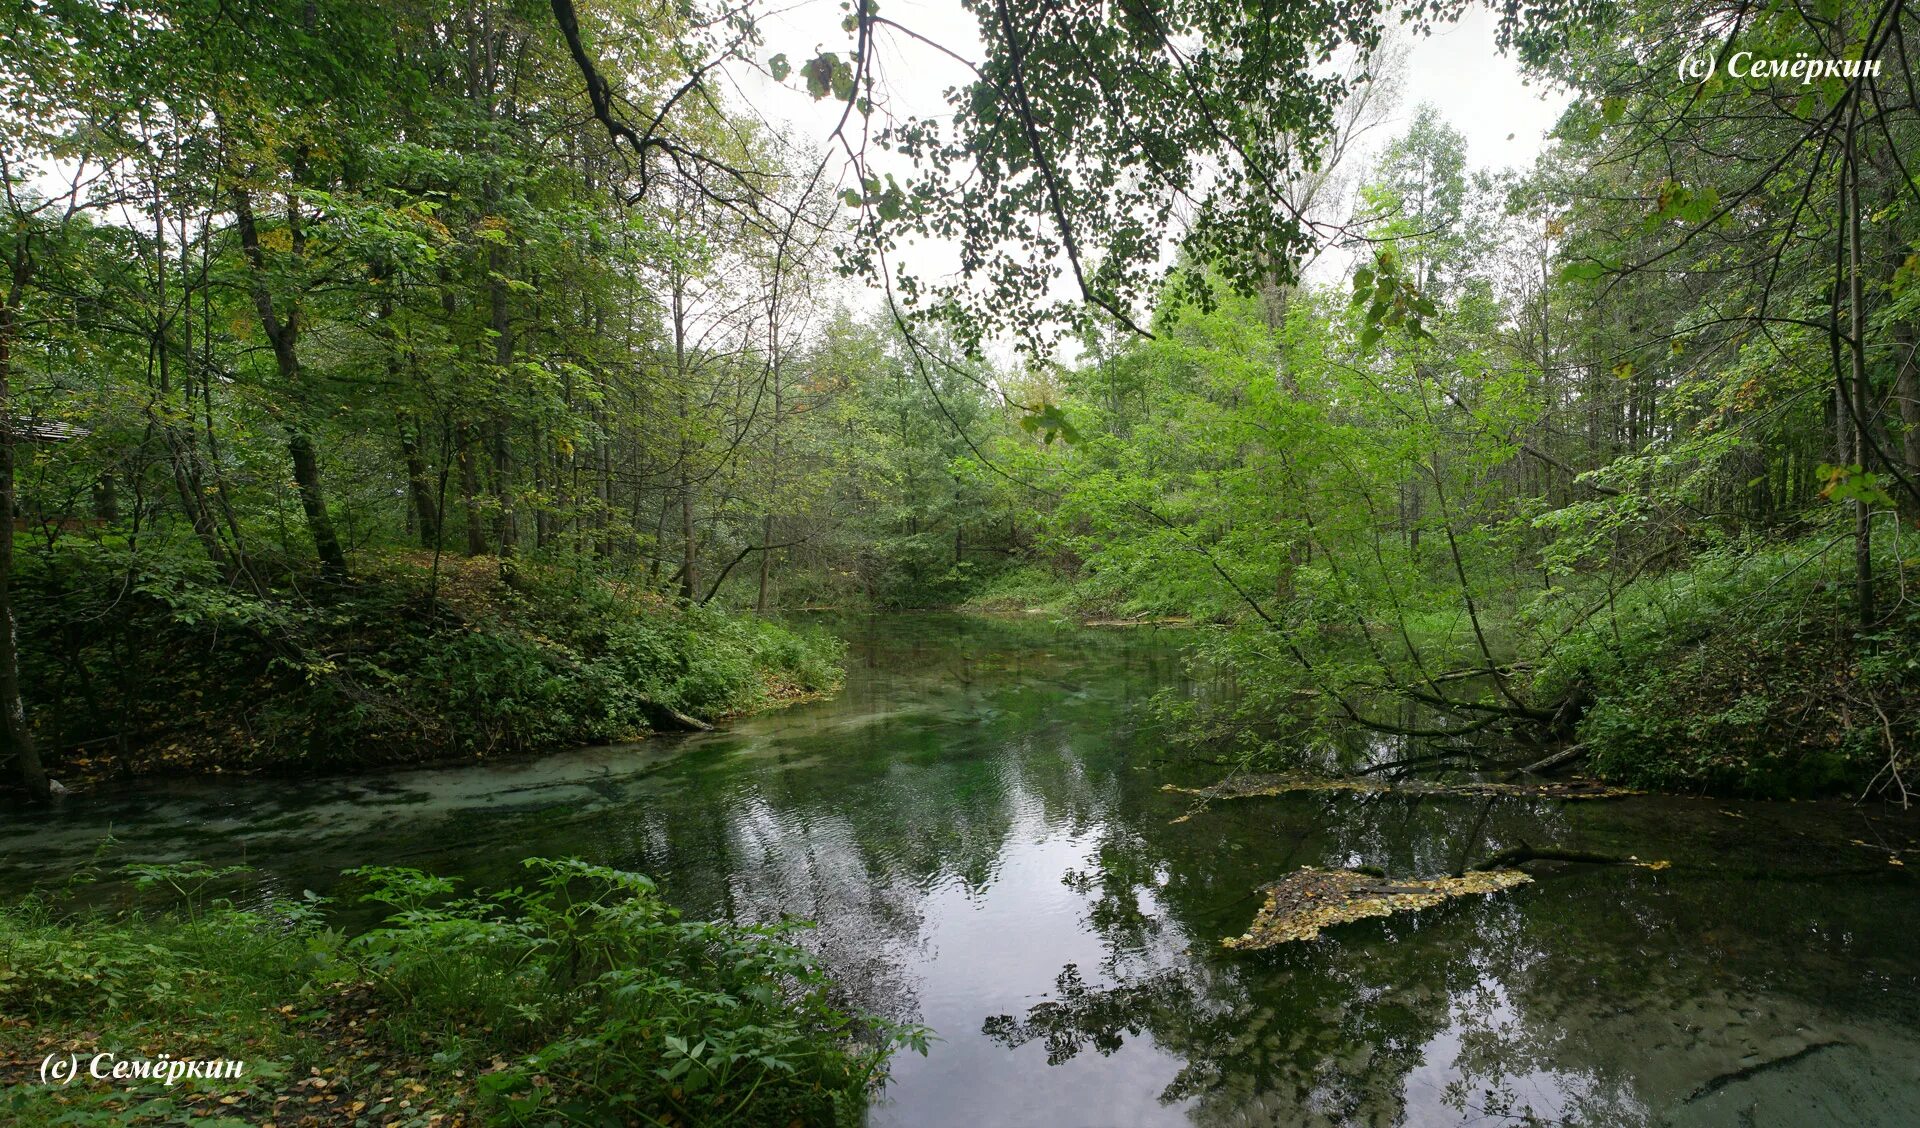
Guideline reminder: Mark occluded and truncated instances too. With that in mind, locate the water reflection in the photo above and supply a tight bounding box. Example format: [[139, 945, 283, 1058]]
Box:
[[4, 613, 1919, 1126]]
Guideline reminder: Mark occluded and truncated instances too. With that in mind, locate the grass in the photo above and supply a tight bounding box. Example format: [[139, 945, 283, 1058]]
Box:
[[959, 564, 1081, 614]]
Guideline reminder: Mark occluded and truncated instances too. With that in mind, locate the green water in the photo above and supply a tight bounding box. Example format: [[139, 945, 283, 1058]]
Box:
[[5, 613, 1919, 1126]]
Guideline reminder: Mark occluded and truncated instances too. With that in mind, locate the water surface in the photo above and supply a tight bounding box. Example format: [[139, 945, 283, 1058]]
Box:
[[6, 613, 1919, 1126]]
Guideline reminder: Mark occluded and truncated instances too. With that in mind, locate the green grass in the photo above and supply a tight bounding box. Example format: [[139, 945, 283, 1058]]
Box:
[[960, 564, 1081, 614]]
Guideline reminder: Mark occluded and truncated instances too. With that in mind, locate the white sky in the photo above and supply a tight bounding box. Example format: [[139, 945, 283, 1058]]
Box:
[[1391, 8, 1570, 178]]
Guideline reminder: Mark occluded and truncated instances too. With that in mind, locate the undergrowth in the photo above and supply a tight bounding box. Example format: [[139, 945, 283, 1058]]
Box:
[[17, 549, 845, 779], [0, 859, 921, 1126], [1536, 536, 1920, 796]]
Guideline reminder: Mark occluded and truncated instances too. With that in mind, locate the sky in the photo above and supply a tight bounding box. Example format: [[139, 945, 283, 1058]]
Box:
[[1393, 8, 1571, 180]]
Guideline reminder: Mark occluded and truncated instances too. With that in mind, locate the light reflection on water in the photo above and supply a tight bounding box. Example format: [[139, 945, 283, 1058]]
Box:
[[5, 612, 1920, 1126]]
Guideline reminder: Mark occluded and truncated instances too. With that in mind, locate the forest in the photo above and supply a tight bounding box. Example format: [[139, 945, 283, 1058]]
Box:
[[3, 0, 1919, 1124]]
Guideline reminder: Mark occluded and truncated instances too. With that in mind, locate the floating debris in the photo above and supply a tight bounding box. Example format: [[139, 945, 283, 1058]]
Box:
[[1223, 866, 1533, 950]]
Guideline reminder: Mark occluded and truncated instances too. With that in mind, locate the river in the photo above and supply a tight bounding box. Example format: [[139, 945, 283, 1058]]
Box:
[[5, 613, 1919, 1126]]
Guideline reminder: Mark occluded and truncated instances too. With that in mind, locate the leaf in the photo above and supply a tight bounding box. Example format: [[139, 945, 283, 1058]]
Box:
[[1017, 403, 1080, 445], [1816, 463, 1895, 507], [767, 53, 790, 82], [802, 53, 838, 100]]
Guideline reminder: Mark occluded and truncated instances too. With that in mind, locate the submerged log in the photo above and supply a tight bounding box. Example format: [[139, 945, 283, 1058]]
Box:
[[1163, 771, 1634, 817], [1470, 841, 1670, 872], [1223, 866, 1533, 949]]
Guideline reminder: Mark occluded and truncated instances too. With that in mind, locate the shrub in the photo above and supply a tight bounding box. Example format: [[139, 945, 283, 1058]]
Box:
[[17, 549, 846, 778]]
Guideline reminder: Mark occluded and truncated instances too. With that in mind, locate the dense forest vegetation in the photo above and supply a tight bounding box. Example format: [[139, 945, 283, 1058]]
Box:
[[5, 0, 1914, 803]]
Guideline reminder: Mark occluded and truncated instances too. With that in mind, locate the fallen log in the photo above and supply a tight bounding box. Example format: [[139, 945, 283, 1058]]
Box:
[[1162, 771, 1635, 817], [635, 698, 713, 732], [1514, 743, 1588, 777]]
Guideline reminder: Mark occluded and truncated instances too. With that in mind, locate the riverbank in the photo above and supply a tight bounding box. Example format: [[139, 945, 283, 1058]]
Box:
[[14, 552, 844, 791], [4, 615, 1915, 1126], [962, 534, 1920, 800], [0, 859, 909, 1127]]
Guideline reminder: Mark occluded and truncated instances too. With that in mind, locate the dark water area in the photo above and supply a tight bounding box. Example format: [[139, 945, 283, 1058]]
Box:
[[5, 613, 1919, 1126]]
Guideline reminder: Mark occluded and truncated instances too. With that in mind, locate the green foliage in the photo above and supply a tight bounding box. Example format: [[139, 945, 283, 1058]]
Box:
[[18, 550, 844, 774], [1, 859, 921, 1126], [349, 858, 919, 1125], [1537, 537, 1920, 795], [0, 864, 340, 1044]]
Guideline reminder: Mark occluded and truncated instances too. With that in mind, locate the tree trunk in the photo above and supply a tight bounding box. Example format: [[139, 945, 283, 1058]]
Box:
[[399, 422, 440, 548], [1895, 318, 1919, 518], [1, 273, 48, 801], [756, 514, 774, 612], [487, 244, 516, 559], [458, 423, 487, 555], [1845, 126, 1873, 626], [232, 186, 346, 577], [679, 468, 696, 603]]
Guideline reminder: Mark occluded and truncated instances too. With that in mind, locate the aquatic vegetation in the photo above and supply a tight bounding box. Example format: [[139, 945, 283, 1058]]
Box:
[[1223, 867, 1535, 950]]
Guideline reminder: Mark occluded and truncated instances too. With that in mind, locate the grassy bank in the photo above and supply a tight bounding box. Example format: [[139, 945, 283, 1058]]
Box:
[[1, 860, 917, 1127], [1537, 538, 1920, 798], [18, 551, 845, 784]]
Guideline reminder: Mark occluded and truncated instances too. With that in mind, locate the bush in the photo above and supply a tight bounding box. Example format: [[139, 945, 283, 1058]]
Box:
[[349, 859, 916, 1125]]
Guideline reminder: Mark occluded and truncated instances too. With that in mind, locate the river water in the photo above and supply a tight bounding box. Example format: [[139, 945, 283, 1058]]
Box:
[[5, 613, 1919, 1126]]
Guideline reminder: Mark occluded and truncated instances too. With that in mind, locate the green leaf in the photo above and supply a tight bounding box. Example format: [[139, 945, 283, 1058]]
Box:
[[802, 53, 838, 100]]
